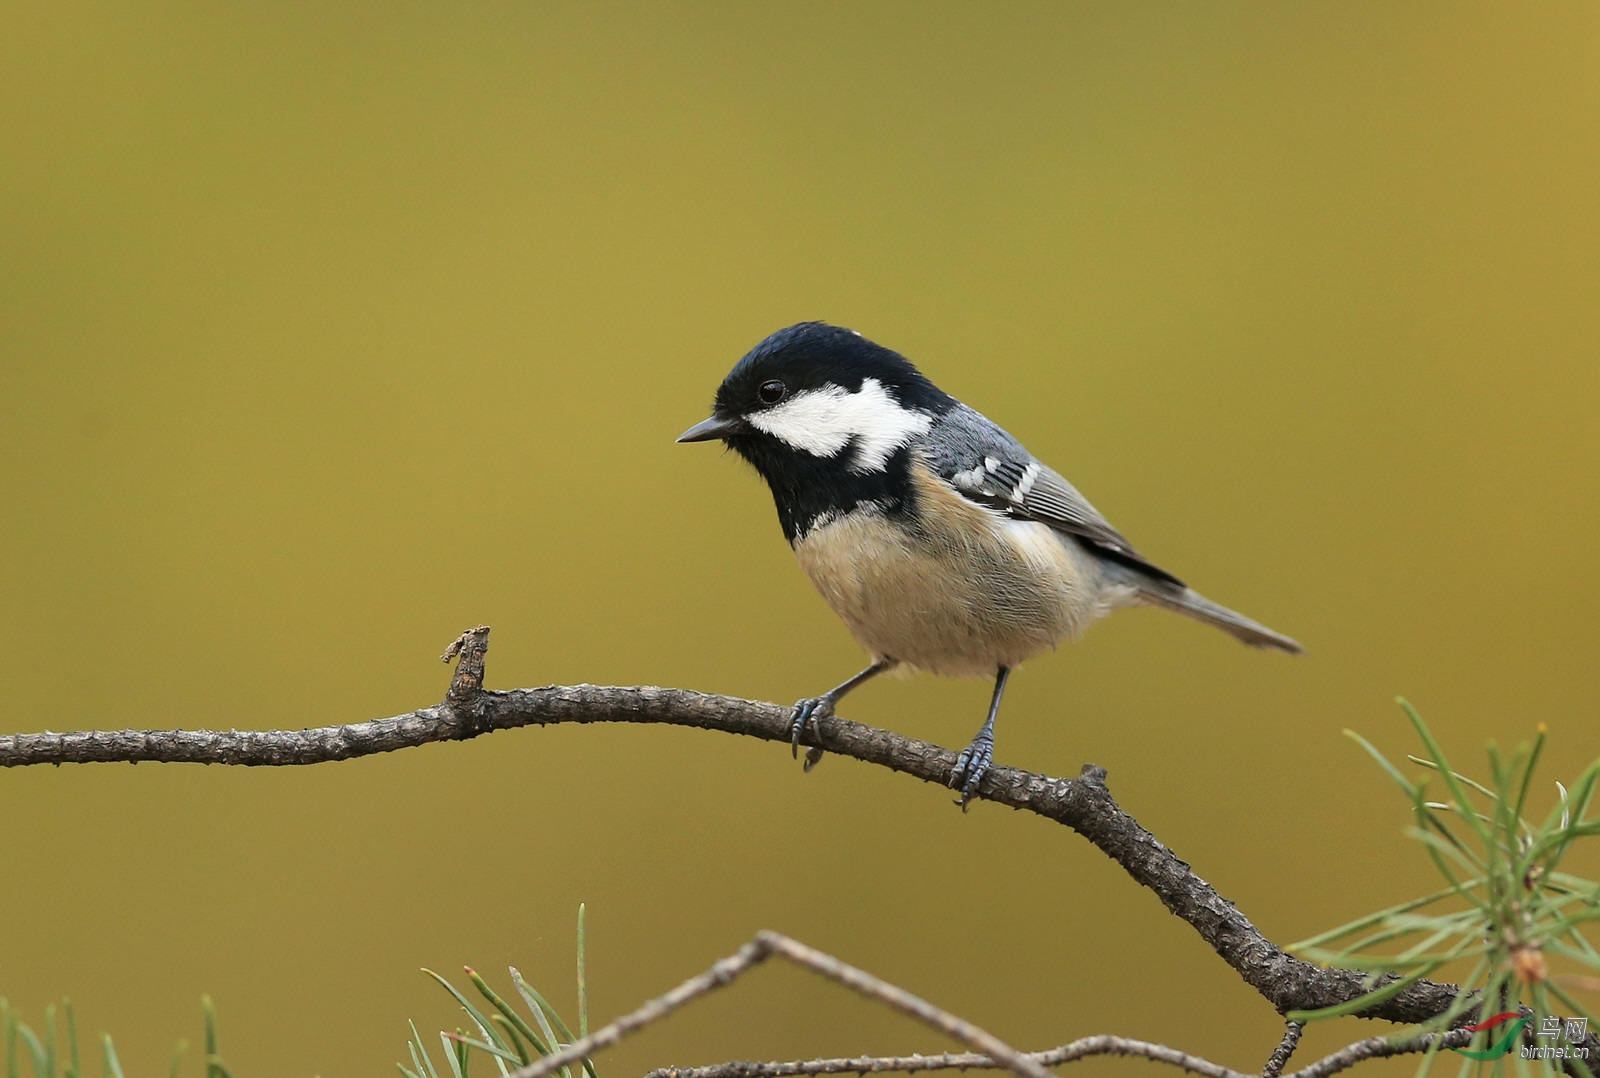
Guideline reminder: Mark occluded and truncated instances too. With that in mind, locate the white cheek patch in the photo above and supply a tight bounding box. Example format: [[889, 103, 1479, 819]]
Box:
[[747, 378, 932, 473]]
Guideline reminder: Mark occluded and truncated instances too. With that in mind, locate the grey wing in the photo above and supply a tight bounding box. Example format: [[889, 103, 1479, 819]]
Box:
[[924, 405, 1185, 588]]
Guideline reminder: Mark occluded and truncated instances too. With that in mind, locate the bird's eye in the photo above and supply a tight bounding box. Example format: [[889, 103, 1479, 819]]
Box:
[[758, 380, 786, 404]]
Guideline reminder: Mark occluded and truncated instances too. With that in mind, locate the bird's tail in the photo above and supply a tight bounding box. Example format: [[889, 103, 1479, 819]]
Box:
[[1139, 584, 1303, 654]]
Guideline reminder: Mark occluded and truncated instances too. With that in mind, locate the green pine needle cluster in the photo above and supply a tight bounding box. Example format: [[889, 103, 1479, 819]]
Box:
[[1, 996, 230, 1078], [1290, 701, 1600, 1074], [402, 903, 594, 1078]]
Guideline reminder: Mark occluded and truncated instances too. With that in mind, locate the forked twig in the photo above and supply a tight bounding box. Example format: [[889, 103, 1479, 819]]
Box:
[[480, 929, 1476, 1078], [505, 931, 1052, 1078]]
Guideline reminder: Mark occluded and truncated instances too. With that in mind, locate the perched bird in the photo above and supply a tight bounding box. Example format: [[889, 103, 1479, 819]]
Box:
[[678, 322, 1301, 806]]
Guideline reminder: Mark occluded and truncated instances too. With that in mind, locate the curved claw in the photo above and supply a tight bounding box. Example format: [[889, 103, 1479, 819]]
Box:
[[790, 696, 834, 761], [949, 735, 995, 811]]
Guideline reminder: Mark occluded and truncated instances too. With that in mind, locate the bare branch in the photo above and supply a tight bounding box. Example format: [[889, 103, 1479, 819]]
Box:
[[644, 1037, 1241, 1078], [644, 1052, 985, 1078], [504, 931, 1052, 1078], [1287, 1028, 1476, 1078], [1262, 1021, 1304, 1078], [0, 627, 1542, 1039], [640, 1027, 1483, 1078]]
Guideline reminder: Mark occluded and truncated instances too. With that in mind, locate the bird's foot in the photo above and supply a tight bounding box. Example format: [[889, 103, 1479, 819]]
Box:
[[949, 733, 995, 811], [790, 695, 835, 771]]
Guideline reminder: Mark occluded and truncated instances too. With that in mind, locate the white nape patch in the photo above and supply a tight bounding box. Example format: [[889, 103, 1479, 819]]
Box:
[[747, 378, 932, 473], [1010, 460, 1041, 503]]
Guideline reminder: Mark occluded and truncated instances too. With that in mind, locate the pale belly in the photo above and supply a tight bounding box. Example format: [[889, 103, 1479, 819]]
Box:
[[792, 492, 1131, 678]]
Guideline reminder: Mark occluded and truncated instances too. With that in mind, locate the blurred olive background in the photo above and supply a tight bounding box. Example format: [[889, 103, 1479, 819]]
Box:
[[4, 3, 1599, 1075]]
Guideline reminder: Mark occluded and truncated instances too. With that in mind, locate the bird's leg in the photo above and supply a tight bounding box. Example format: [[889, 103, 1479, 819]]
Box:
[[950, 666, 1010, 810], [791, 659, 894, 770]]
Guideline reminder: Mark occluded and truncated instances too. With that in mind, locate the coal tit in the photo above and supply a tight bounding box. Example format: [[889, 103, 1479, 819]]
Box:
[[679, 322, 1301, 806]]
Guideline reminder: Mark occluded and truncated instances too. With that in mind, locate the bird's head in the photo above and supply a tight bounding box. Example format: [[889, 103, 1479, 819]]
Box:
[[678, 322, 953, 476]]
